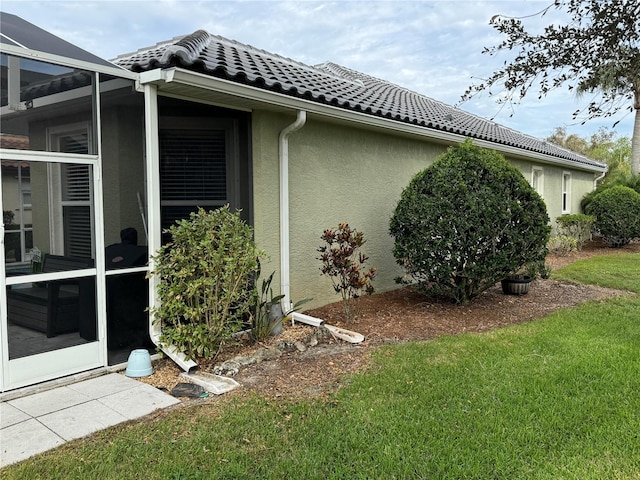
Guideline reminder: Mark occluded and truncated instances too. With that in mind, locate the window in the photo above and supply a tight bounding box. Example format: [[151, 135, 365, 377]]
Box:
[[562, 172, 571, 213], [531, 167, 544, 196], [48, 123, 94, 258], [159, 118, 238, 234], [1, 161, 32, 263]]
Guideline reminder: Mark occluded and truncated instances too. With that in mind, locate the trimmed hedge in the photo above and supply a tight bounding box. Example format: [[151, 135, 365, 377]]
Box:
[[390, 139, 550, 304], [588, 185, 640, 247]]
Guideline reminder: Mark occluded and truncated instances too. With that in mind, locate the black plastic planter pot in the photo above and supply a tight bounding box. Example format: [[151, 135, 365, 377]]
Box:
[[501, 276, 532, 295]]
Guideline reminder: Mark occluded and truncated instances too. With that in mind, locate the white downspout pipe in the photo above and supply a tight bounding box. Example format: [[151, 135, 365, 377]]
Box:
[[593, 170, 607, 190], [279, 110, 307, 310], [143, 83, 197, 372]]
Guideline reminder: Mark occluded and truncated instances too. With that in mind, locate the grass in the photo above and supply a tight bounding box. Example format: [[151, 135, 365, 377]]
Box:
[[3, 253, 639, 479], [551, 253, 640, 293]]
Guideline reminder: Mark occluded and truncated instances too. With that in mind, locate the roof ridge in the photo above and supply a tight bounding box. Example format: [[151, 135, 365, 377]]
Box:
[[112, 34, 189, 61], [321, 61, 462, 111], [211, 36, 364, 87], [159, 29, 211, 65]]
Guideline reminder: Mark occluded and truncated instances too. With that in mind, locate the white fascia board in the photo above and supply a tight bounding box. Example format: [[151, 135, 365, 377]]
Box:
[[143, 67, 607, 174], [0, 43, 137, 80]]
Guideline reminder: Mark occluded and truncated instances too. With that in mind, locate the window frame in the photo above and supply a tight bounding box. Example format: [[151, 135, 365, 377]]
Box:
[[562, 171, 571, 214], [47, 122, 95, 258], [158, 117, 240, 230], [531, 166, 544, 196]]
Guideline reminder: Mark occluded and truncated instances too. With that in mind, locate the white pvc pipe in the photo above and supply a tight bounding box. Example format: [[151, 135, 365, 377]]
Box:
[[279, 110, 307, 311], [291, 312, 324, 327], [291, 313, 364, 343]]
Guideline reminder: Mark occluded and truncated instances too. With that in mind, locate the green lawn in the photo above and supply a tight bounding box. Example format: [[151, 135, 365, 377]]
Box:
[[551, 253, 640, 293], [3, 253, 639, 479]]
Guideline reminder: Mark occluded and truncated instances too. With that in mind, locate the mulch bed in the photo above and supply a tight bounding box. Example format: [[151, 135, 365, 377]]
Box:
[[137, 239, 639, 400]]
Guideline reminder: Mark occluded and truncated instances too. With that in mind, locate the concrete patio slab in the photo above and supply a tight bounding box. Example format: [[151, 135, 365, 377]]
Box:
[[66, 372, 139, 399], [7, 386, 91, 417], [99, 383, 180, 420], [0, 373, 181, 468], [0, 402, 30, 429], [1, 418, 65, 467], [38, 400, 129, 442]]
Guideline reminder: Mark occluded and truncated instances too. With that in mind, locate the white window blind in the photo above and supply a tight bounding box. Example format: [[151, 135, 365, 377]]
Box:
[[57, 131, 93, 258], [159, 129, 227, 231]]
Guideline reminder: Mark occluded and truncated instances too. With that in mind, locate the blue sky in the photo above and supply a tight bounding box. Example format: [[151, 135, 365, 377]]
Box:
[[2, 0, 634, 140]]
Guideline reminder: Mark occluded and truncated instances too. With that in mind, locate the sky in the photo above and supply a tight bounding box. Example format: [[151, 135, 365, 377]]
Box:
[[1, 0, 634, 141]]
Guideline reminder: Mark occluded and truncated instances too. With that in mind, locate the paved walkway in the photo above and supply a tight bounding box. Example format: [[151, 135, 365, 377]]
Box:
[[0, 373, 180, 468]]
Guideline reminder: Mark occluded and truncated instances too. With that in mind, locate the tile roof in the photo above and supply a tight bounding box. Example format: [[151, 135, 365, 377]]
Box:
[[116, 30, 604, 170]]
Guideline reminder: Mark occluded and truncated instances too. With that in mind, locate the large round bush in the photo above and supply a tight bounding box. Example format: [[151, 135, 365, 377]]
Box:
[[390, 139, 550, 304], [588, 185, 640, 247]]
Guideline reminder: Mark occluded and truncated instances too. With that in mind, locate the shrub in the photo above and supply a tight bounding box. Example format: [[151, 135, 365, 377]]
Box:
[[548, 235, 578, 256], [555, 214, 595, 250], [150, 206, 262, 359], [318, 222, 376, 322], [582, 172, 640, 212], [588, 185, 640, 247], [390, 139, 550, 304]]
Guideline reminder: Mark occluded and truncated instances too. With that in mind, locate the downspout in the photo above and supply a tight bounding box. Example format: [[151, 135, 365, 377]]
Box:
[[143, 83, 197, 372], [279, 110, 307, 311], [593, 170, 607, 191]]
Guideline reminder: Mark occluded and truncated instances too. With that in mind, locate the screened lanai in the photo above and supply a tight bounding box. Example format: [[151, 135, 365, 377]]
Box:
[[0, 12, 153, 391]]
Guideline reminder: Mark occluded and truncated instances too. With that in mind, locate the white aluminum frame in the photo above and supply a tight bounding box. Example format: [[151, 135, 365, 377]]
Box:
[[0, 47, 114, 391]]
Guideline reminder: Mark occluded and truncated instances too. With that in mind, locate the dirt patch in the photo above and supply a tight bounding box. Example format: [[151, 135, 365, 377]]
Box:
[[138, 239, 639, 400]]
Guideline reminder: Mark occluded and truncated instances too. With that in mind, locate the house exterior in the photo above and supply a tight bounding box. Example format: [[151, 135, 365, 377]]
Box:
[[0, 13, 606, 392]]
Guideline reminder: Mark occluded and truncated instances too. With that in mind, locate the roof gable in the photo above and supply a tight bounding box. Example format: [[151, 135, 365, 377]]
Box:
[[115, 30, 605, 170]]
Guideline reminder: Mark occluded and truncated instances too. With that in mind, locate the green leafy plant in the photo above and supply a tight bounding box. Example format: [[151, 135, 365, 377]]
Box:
[[250, 271, 285, 342], [588, 185, 640, 247], [390, 139, 550, 304], [150, 206, 263, 359], [555, 214, 595, 250], [548, 235, 578, 256], [582, 172, 640, 213], [523, 260, 551, 280], [250, 270, 313, 342], [318, 222, 376, 322]]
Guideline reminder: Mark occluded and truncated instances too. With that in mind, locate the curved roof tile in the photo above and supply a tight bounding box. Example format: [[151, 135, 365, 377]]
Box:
[[114, 30, 605, 170]]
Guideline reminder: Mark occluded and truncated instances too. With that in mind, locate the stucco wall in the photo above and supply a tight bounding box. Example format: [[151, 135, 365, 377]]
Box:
[[510, 159, 595, 232], [252, 110, 447, 308], [252, 110, 600, 310]]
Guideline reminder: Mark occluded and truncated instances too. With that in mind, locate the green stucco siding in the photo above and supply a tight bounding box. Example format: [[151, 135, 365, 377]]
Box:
[[252, 110, 446, 308], [507, 159, 596, 231], [252, 110, 598, 310]]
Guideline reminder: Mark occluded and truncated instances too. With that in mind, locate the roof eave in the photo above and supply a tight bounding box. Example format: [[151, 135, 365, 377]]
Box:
[[140, 67, 607, 174]]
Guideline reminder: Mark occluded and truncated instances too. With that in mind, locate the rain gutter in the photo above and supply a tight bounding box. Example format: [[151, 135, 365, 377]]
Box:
[[140, 68, 607, 174]]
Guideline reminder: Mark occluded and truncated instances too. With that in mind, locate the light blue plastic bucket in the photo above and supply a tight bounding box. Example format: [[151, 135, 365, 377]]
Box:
[[125, 349, 153, 377]]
